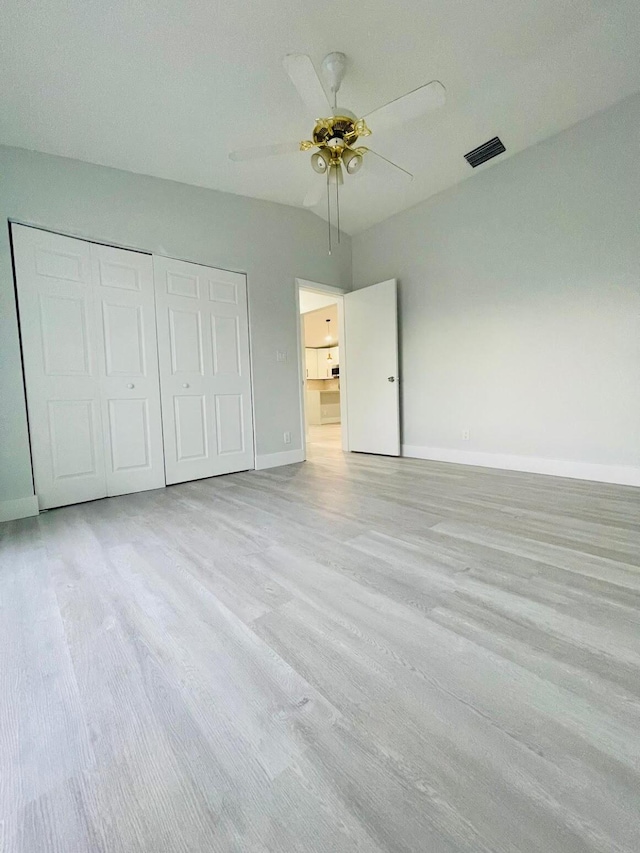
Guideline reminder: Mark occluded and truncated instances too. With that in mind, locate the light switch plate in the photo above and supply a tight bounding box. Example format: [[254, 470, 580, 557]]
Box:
[[276, 350, 288, 362]]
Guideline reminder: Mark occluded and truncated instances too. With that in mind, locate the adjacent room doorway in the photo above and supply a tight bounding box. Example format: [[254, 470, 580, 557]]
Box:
[[296, 280, 347, 459], [296, 277, 401, 461]]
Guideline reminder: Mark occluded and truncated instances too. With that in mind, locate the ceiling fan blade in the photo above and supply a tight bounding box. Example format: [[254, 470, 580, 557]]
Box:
[[303, 178, 326, 208], [229, 142, 301, 162], [363, 81, 446, 134], [283, 53, 332, 119], [364, 149, 413, 182]]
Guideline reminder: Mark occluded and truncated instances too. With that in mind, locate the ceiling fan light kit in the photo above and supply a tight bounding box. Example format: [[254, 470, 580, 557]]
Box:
[[230, 51, 446, 253], [310, 147, 331, 174]]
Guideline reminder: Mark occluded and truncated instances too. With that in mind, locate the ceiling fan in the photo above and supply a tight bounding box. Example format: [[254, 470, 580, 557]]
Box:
[[229, 52, 446, 250]]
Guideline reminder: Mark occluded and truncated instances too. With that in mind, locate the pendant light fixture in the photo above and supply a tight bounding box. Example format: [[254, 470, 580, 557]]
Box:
[[325, 318, 333, 359]]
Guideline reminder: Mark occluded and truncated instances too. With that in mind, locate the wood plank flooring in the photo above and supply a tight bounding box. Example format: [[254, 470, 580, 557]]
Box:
[[1, 423, 639, 852]]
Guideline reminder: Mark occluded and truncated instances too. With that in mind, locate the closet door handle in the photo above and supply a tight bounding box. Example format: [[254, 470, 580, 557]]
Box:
[[127, 383, 135, 389], [183, 383, 190, 388]]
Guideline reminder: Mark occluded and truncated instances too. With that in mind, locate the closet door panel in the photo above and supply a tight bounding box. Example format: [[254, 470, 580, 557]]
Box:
[[211, 314, 241, 377], [102, 302, 145, 376], [168, 307, 205, 375], [201, 265, 254, 475], [48, 400, 101, 481], [154, 256, 254, 484], [12, 225, 107, 509], [174, 395, 209, 461], [107, 398, 152, 471], [214, 394, 245, 455], [92, 243, 165, 496]]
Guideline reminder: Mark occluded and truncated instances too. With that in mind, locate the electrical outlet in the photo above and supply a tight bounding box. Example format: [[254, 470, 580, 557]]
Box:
[[462, 429, 470, 441], [283, 431, 292, 445], [276, 350, 287, 362]]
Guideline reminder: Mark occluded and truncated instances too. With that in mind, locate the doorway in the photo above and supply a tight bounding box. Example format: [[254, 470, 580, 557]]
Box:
[[296, 276, 401, 463], [296, 280, 348, 459]]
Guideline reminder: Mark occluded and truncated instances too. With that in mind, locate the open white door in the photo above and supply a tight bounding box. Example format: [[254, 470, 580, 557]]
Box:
[[344, 279, 400, 456]]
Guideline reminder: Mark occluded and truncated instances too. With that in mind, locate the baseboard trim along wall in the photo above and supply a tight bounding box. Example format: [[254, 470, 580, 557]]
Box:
[[0, 495, 40, 523], [402, 446, 640, 488], [255, 449, 306, 471]]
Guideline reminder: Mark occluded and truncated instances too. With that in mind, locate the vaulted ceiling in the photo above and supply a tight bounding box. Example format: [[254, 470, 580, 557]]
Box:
[[2, 0, 639, 233]]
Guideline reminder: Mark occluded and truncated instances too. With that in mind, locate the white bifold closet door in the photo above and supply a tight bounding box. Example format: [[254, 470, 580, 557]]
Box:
[[154, 256, 255, 484], [12, 225, 165, 509]]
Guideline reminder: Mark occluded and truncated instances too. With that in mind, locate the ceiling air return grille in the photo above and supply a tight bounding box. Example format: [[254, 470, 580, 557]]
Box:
[[464, 137, 506, 168]]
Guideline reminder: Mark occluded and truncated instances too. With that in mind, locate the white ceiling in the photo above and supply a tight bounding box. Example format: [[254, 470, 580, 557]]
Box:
[[299, 290, 339, 315], [2, 0, 639, 234], [303, 304, 339, 349]]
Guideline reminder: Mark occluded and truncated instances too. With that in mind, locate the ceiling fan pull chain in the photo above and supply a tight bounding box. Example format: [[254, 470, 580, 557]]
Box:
[[336, 174, 340, 243], [327, 168, 332, 255]]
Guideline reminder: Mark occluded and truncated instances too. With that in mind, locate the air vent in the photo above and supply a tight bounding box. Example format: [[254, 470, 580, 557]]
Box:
[[464, 137, 506, 168]]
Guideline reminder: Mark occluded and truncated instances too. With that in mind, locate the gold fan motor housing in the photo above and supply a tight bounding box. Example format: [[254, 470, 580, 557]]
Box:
[[300, 115, 371, 155], [313, 116, 360, 148]]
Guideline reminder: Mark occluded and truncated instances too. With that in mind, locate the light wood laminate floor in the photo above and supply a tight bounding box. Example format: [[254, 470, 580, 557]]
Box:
[[1, 424, 639, 852]]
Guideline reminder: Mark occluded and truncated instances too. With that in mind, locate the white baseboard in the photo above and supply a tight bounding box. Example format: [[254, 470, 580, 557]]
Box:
[[0, 495, 40, 523], [255, 449, 305, 471], [401, 445, 640, 487]]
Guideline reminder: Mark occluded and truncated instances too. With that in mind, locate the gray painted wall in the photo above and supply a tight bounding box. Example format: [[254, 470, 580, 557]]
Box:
[[0, 146, 351, 505], [352, 94, 640, 477]]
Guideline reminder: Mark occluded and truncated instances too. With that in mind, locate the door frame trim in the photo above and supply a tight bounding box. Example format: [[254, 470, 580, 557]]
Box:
[[295, 278, 349, 461]]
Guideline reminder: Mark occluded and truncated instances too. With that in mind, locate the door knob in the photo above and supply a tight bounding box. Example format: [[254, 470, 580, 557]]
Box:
[[387, 376, 396, 383], [182, 383, 190, 388], [127, 383, 135, 389]]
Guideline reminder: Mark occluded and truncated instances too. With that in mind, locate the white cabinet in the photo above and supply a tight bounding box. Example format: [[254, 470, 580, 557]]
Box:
[[305, 347, 319, 379], [306, 346, 339, 379], [318, 349, 333, 379], [306, 389, 341, 424], [321, 346, 340, 378]]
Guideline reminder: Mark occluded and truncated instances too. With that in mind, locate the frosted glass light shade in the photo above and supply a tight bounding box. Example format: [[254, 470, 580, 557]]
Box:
[[342, 147, 363, 175], [310, 149, 331, 174]]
